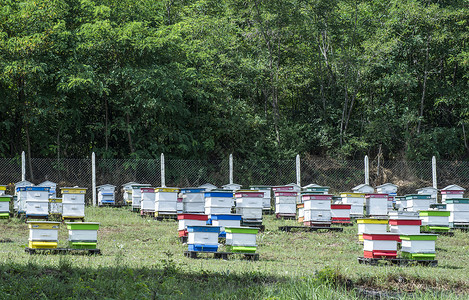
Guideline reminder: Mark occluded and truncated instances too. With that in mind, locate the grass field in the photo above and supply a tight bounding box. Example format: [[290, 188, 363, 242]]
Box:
[[1, 207, 469, 299]]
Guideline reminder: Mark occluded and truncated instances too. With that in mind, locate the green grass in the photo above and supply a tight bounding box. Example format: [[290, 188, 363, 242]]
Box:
[[1, 207, 469, 299]]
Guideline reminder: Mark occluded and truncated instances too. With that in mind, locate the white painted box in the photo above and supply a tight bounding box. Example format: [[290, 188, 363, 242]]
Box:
[[304, 200, 331, 211], [62, 203, 85, 217], [235, 207, 262, 219], [364, 239, 397, 251], [205, 207, 232, 215], [29, 229, 58, 241], [304, 209, 331, 222], [275, 203, 296, 214], [25, 201, 49, 216]]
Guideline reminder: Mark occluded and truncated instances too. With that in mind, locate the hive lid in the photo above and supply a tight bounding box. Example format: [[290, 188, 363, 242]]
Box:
[[198, 183, 218, 191], [186, 225, 221, 233], [399, 234, 438, 241], [357, 218, 388, 224], [340, 192, 365, 197], [225, 226, 259, 234], [362, 232, 401, 240], [419, 210, 450, 217], [352, 184, 374, 193], [445, 199, 469, 204], [204, 191, 233, 198], [37, 180, 57, 187], [61, 187, 87, 193], [210, 214, 242, 220], [17, 186, 50, 192], [441, 184, 465, 191], [97, 184, 116, 189]]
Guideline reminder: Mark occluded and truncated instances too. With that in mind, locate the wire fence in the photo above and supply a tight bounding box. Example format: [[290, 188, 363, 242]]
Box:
[[1, 156, 469, 204]]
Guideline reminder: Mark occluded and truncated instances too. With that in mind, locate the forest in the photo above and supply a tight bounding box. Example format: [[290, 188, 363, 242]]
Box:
[[0, 0, 468, 161]]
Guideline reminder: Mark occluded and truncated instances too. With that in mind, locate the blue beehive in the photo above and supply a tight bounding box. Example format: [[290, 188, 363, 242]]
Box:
[[186, 225, 221, 252], [209, 214, 242, 237]]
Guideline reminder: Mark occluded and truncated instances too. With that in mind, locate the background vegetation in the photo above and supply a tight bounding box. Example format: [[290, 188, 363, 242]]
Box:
[[1, 0, 468, 161]]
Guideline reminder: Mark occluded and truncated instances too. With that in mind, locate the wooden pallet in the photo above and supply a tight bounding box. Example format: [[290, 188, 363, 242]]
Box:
[[278, 226, 343, 233], [357, 257, 437, 267], [25, 247, 101, 255], [140, 210, 155, 217], [184, 251, 259, 260], [331, 222, 353, 227], [240, 222, 265, 232]]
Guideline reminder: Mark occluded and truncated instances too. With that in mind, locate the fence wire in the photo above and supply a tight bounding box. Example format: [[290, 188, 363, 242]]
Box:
[[2, 157, 469, 203]]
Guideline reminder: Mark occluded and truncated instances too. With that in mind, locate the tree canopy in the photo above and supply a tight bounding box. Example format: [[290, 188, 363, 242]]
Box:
[[0, 0, 468, 160]]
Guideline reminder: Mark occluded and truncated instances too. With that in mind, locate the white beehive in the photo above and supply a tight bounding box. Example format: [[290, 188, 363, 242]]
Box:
[[177, 214, 208, 237], [331, 204, 352, 224], [37, 181, 57, 198], [400, 234, 437, 260], [187, 225, 221, 252], [222, 183, 242, 191], [15, 181, 34, 214], [204, 191, 233, 215], [22, 187, 50, 218], [340, 192, 365, 217], [154, 188, 179, 215], [131, 184, 151, 210], [140, 187, 156, 212], [363, 233, 400, 259], [417, 187, 438, 204], [352, 184, 374, 194], [357, 218, 388, 241], [225, 227, 259, 253], [441, 184, 465, 203], [0, 195, 11, 218], [274, 191, 297, 215], [27, 221, 60, 249], [181, 188, 206, 214], [365, 194, 388, 216], [97, 184, 116, 206], [61, 187, 87, 219], [446, 199, 469, 226], [250, 185, 272, 211], [405, 194, 432, 212], [122, 182, 138, 205], [235, 190, 263, 222], [389, 216, 422, 235]]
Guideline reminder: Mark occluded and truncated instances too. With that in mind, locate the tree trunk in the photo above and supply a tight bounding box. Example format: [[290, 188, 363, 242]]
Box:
[[417, 37, 430, 134], [126, 113, 134, 154]]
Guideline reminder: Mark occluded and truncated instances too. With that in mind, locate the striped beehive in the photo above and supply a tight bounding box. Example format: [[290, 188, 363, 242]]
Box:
[[389, 216, 422, 235], [66, 222, 100, 249], [225, 226, 259, 253], [363, 233, 401, 259], [274, 190, 297, 217], [97, 184, 116, 206], [441, 185, 465, 203], [302, 194, 332, 226], [209, 214, 242, 237], [405, 194, 432, 212], [27, 221, 60, 249], [331, 204, 352, 224]]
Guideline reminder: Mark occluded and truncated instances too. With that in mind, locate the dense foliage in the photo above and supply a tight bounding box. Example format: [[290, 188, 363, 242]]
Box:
[[0, 0, 468, 160]]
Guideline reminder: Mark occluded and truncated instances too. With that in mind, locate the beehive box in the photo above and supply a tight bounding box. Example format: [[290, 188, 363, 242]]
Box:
[[204, 191, 233, 215], [97, 184, 116, 206], [250, 185, 272, 210], [0, 185, 6, 196], [419, 210, 450, 230], [297, 203, 304, 223], [66, 222, 100, 249], [155, 188, 179, 214], [340, 193, 365, 217], [177, 214, 209, 236], [28, 221, 60, 249], [405, 194, 432, 212], [48, 198, 62, 215], [352, 184, 374, 194], [209, 214, 241, 237], [274, 191, 297, 215], [37, 181, 57, 198], [357, 218, 388, 241], [121, 182, 138, 205], [446, 199, 469, 226], [0, 195, 11, 218], [140, 187, 156, 211], [23, 187, 51, 217], [400, 234, 437, 260], [417, 187, 438, 204], [61, 187, 87, 218], [130, 184, 151, 209], [441, 184, 465, 203], [302, 184, 330, 195], [187, 225, 221, 252], [181, 188, 205, 213], [331, 204, 351, 224], [365, 194, 388, 216], [222, 183, 242, 191], [363, 233, 401, 258], [389, 218, 422, 235], [376, 183, 398, 195], [225, 226, 259, 253]]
